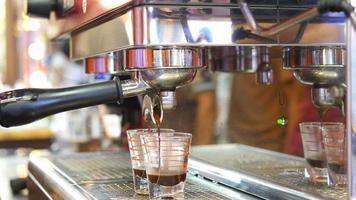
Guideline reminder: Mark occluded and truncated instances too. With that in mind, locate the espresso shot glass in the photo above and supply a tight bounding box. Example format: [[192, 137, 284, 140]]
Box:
[[141, 132, 192, 199], [299, 122, 328, 184], [127, 128, 174, 195], [322, 122, 347, 186]]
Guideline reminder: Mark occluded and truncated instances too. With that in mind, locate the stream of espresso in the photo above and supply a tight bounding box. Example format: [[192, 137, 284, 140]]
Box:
[[152, 95, 162, 183], [151, 95, 185, 186]]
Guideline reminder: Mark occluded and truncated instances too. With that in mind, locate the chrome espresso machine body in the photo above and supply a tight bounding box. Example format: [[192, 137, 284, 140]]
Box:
[[4, 0, 356, 199]]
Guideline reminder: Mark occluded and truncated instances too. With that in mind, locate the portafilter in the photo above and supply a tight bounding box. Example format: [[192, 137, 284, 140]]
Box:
[[0, 47, 207, 127]]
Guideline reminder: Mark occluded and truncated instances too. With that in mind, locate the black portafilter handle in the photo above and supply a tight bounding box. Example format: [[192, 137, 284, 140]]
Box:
[[0, 79, 123, 127], [317, 0, 354, 17]]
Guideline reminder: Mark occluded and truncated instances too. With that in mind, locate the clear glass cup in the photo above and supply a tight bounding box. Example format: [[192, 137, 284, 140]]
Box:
[[127, 128, 174, 195], [321, 122, 347, 186], [141, 132, 192, 199], [299, 122, 328, 184]]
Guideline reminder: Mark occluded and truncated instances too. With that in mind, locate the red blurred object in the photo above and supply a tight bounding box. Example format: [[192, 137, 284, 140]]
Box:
[[285, 89, 345, 157]]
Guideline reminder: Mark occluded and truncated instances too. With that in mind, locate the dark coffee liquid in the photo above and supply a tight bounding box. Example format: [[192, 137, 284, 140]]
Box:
[[307, 159, 326, 168], [153, 102, 161, 136], [148, 173, 186, 186], [153, 97, 162, 169], [328, 163, 346, 174], [133, 168, 147, 178]]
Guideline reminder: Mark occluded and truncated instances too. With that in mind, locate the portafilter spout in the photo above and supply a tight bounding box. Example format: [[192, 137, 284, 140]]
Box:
[[311, 84, 345, 115], [141, 91, 177, 125], [142, 94, 163, 125]]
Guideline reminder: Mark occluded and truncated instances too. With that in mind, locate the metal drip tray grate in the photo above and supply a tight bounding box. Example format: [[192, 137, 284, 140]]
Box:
[[52, 153, 132, 184], [189, 144, 347, 200], [29, 151, 256, 199], [84, 178, 233, 200], [267, 168, 347, 199]]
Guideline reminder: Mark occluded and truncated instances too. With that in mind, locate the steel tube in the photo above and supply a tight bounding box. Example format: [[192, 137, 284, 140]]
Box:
[[238, 0, 319, 37]]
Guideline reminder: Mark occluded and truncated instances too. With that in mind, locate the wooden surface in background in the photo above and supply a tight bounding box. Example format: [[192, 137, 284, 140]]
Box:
[[5, 0, 17, 85]]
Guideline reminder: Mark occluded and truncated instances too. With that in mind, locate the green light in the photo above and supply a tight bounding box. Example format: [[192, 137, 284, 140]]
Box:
[[277, 118, 284, 125], [277, 116, 288, 126]]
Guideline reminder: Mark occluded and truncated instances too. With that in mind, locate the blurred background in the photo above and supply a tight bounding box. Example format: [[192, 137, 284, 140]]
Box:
[[0, 1, 108, 199], [0, 1, 346, 199]]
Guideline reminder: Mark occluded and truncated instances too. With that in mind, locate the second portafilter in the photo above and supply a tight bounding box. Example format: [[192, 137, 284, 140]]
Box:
[[283, 46, 346, 114]]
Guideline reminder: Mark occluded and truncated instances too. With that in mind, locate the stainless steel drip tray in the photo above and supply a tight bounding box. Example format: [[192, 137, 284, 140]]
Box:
[[189, 144, 347, 200], [28, 151, 256, 200]]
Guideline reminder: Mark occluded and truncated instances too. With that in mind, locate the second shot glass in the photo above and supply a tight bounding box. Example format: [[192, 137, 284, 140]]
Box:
[[322, 122, 347, 186], [127, 128, 174, 195]]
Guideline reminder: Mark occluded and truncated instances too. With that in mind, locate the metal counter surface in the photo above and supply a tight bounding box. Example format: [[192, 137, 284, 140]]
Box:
[[28, 151, 258, 200], [189, 144, 347, 200]]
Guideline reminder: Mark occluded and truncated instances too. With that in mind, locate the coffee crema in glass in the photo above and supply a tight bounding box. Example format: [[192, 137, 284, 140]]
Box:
[[127, 127, 174, 195], [141, 132, 192, 199]]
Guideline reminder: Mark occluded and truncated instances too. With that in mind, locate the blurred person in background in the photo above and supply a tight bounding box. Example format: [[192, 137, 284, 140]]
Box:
[[227, 47, 301, 152]]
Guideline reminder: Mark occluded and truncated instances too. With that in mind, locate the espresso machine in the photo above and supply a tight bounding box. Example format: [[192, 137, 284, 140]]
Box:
[[3, 0, 356, 199]]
